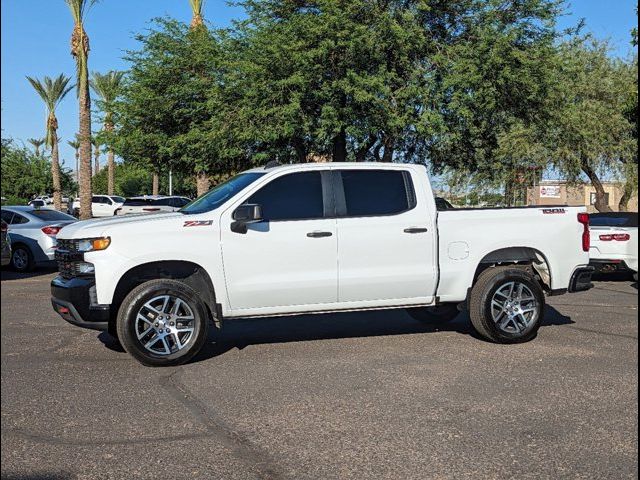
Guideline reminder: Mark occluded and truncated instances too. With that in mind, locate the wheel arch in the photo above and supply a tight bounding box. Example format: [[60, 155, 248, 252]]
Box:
[[111, 260, 220, 326], [473, 247, 552, 291]]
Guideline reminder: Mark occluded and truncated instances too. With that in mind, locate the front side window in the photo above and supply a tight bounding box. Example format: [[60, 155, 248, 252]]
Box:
[[181, 172, 266, 215], [340, 170, 414, 217], [246, 171, 324, 221]]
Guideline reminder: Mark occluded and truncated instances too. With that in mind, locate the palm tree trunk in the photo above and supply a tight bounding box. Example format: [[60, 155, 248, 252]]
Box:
[[51, 137, 62, 211], [197, 171, 210, 197], [94, 147, 100, 175], [107, 149, 115, 195], [152, 172, 159, 196], [75, 152, 79, 187], [79, 85, 93, 220]]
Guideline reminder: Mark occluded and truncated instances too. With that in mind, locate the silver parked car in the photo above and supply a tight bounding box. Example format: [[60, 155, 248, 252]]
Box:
[[1, 220, 11, 267], [0, 206, 77, 272], [116, 195, 191, 215]]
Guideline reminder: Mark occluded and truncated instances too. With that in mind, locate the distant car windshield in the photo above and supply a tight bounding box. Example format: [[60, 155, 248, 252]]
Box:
[[112, 196, 126, 204], [180, 172, 266, 214], [28, 209, 76, 221], [590, 212, 639, 228]]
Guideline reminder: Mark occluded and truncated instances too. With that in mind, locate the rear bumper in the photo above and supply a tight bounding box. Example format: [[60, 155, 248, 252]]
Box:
[[51, 276, 110, 331], [568, 267, 595, 293]]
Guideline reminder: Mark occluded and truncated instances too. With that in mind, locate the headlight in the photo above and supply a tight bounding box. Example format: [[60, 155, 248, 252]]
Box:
[[77, 237, 111, 252]]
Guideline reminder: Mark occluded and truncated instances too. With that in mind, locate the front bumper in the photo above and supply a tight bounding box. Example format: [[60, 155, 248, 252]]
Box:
[[568, 266, 595, 293], [51, 275, 110, 331]]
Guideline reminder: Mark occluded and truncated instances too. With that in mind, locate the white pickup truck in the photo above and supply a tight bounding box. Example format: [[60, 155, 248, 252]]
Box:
[[51, 163, 594, 366]]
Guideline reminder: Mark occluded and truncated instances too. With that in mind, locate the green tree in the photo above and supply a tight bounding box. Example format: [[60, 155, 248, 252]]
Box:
[[1, 138, 76, 204], [114, 18, 222, 196], [545, 40, 636, 212], [91, 71, 124, 195], [65, 0, 97, 219], [26, 74, 74, 211]]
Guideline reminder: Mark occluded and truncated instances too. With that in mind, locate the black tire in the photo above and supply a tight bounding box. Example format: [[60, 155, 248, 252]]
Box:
[[117, 279, 209, 367], [468, 266, 545, 344], [406, 304, 459, 324], [11, 245, 34, 272]]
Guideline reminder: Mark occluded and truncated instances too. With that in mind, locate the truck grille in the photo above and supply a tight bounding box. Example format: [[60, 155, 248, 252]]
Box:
[[55, 240, 83, 278]]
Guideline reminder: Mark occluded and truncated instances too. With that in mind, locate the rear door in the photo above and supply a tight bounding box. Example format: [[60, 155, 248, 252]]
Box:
[[220, 170, 338, 312], [334, 168, 438, 303], [92, 196, 110, 217]]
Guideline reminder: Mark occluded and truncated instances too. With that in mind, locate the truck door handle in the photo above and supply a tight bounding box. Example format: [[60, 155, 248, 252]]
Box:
[[307, 231, 333, 238], [404, 227, 428, 234]]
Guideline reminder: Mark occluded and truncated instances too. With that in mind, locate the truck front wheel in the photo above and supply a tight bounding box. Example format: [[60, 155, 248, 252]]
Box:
[[117, 279, 209, 367], [469, 267, 544, 344]]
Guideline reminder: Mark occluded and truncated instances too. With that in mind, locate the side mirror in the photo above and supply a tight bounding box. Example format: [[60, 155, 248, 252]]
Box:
[[231, 204, 263, 234]]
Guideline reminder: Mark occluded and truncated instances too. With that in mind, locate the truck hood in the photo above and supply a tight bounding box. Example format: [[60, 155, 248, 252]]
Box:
[[58, 212, 183, 239]]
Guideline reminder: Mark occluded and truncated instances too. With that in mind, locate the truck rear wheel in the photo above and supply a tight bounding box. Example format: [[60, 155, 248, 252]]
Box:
[[468, 266, 544, 344], [117, 279, 209, 367]]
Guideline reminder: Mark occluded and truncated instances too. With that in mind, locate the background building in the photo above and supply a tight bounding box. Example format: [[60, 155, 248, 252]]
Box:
[[527, 180, 638, 212]]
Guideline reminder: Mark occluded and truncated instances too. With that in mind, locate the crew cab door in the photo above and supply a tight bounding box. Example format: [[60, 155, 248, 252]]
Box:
[[220, 170, 338, 313], [334, 168, 438, 304]]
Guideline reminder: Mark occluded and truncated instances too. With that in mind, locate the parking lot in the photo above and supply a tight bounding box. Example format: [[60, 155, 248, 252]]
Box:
[[1, 269, 637, 480]]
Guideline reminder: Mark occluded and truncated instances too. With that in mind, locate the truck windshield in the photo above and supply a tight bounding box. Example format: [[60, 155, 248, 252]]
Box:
[[180, 172, 266, 214]]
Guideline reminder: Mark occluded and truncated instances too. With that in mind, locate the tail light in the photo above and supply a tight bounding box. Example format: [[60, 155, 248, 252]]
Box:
[[578, 213, 590, 252], [41, 226, 62, 236], [599, 233, 630, 242]]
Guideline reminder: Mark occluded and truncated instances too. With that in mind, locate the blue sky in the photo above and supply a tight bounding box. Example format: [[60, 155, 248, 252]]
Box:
[[1, 0, 637, 170]]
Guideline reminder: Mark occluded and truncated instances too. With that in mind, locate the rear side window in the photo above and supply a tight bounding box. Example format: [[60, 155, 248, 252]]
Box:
[[246, 171, 324, 221], [1, 211, 14, 224], [10, 213, 29, 224], [340, 170, 414, 217]]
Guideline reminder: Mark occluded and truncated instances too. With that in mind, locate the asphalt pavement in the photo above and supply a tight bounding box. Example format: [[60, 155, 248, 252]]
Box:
[[1, 269, 637, 480]]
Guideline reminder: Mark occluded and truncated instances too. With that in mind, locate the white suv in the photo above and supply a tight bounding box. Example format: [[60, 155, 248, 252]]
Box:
[[68, 195, 126, 217]]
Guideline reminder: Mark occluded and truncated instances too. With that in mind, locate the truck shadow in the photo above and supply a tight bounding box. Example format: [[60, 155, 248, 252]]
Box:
[[0, 266, 57, 281], [189, 305, 574, 364]]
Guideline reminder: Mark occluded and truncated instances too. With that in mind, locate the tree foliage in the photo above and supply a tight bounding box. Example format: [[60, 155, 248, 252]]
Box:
[[1, 138, 76, 204], [110, 0, 636, 207]]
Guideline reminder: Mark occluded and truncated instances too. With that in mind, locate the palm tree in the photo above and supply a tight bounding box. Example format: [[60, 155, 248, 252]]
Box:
[[65, 0, 97, 219], [90, 71, 124, 195], [67, 138, 81, 183], [189, 0, 205, 28], [91, 136, 101, 175], [27, 138, 45, 157], [26, 75, 74, 211], [188, 0, 210, 196]]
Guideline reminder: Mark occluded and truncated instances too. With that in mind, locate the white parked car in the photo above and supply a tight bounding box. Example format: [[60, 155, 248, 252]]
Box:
[[68, 195, 126, 217], [51, 162, 593, 366], [589, 212, 638, 275], [33, 195, 53, 205], [116, 196, 191, 215]]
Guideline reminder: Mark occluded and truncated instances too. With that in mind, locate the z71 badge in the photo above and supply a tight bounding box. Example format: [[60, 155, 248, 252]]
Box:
[[542, 208, 566, 214], [183, 220, 213, 227]]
